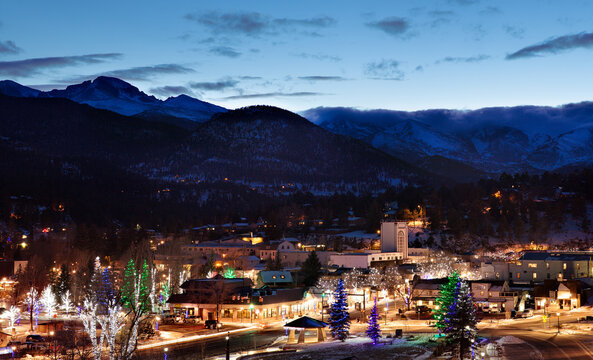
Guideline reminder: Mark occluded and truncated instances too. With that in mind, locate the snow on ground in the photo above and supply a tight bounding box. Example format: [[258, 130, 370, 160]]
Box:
[[497, 336, 542, 360], [258, 334, 433, 360]]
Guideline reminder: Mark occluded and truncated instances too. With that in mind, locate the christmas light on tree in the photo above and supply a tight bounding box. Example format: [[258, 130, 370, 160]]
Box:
[[444, 278, 477, 359], [329, 278, 350, 342], [366, 297, 381, 344], [433, 271, 460, 334]]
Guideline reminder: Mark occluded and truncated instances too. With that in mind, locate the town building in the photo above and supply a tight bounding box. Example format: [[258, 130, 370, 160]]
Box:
[[380, 221, 408, 259]]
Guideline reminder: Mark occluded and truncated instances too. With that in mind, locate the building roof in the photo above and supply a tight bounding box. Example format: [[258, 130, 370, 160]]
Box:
[[284, 316, 328, 329], [259, 271, 293, 284], [520, 251, 593, 262]]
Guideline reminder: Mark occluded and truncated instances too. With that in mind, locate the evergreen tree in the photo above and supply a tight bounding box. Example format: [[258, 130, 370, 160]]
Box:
[[121, 259, 136, 308], [444, 279, 477, 360], [366, 297, 381, 344], [300, 251, 322, 287], [433, 271, 460, 334], [53, 264, 71, 303], [329, 278, 350, 341], [139, 260, 151, 312]]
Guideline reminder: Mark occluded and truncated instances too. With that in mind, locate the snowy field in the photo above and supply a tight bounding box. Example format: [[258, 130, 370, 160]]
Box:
[[260, 334, 433, 360]]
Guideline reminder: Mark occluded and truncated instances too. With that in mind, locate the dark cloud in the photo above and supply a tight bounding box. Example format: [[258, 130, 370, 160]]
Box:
[[63, 64, 195, 83], [292, 52, 342, 62], [209, 46, 241, 58], [273, 16, 335, 28], [0, 53, 122, 77], [238, 76, 262, 80], [222, 91, 323, 100], [504, 25, 525, 39], [427, 10, 455, 28], [366, 17, 410, 36], [298, 76, 346, 81], [190, 79, 238, 91], [365, 60, 404, 80], [0, 40, 22, 55], [507, 31, 593, 59], [150, 85, 194, 97], [415, 65, 424, 72], [185, 12, 335, 37], [437, 54, 490, 63]]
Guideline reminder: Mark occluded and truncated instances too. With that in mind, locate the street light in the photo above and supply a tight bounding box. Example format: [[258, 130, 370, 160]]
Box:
[[250, 304, 254, 323], [164, 347, 168, 360], [321, 293, 325, 322], [155, 316, 161, 331], [225, 332, 230, 360], [481, 351, 485, 360]]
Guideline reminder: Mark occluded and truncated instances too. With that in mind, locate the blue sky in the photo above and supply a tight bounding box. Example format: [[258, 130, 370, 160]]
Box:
[[1, 0, 593, 112]]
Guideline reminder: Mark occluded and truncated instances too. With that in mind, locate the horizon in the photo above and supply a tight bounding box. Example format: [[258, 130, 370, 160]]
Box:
[[2, 1, 593, 112]]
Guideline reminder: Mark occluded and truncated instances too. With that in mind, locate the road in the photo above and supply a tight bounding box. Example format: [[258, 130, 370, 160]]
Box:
[[137, 328, 285, 360], [479, 313, 593, 360]]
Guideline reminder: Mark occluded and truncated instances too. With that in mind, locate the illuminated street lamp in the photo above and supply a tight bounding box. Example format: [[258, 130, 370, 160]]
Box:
[[164, 347, 168, 360], [155, 316, 161, 331], [225, 332, 230, 360], [250, 304, 254, 323]]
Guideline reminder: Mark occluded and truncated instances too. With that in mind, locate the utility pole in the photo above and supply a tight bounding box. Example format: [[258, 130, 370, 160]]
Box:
[[557, 312, 560, 334]]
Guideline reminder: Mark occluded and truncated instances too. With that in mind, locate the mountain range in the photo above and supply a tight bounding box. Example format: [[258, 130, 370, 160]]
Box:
[[302, 105, 593, 175], [0, 77, 226, 127], [2, 77, 593, 189], [0, 81, 421, 192]]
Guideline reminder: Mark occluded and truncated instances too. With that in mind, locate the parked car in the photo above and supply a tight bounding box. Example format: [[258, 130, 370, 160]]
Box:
[[26, 335, 45, 343], [185, 315, 201, 324], [204, 320, 220, 329], [415, 305, 431, 313]]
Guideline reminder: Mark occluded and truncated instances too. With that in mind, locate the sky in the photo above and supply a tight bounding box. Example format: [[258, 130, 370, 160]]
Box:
[[1, 0, 593, 112]]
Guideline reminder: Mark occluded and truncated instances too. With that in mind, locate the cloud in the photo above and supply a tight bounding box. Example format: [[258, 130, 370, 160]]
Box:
[[298, 76, 346, 81], [273, 16, 335, 28], [366, 17, 410, 36], [506, 31, 593, 59], [0, 53, 122, 77], [150, 85, 194, 97], [504, 25, 525, 39], [222, 91, 323, 100], [209, 46, 241, 58], [185, 12, 335, 37], [190, 79, 238, 91], [479, 6, 501, 15], [0, 40, 22, 55], [436, 54, 490, 63], [365, 59, 404, 80], [292, 52, 342, 62], [62, 63, 195, 83], [449, 0, 479, 5]]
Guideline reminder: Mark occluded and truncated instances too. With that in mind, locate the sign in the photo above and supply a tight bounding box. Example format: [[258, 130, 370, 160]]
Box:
[[542, 315, 547, 323]]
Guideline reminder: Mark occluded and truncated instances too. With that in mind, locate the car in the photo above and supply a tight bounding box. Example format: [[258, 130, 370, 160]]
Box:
[[204, 320, 220, 329], [25, 335, 45, 343], [415, 305, 431, 313], [185, 315, 201, 324]]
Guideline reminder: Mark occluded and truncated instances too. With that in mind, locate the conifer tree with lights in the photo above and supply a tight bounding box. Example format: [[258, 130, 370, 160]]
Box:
[[433, 271, 460, 334], [444, 278, 477, 360], [329, 278, 350, 341], [121, 259, 136, 308], [366, 297, 381, 344]]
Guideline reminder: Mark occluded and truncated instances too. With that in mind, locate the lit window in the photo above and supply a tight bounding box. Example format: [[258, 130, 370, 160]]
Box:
[[563, 263, 567, 270], [517, 261, 522, 266], [546, 263, 550, 269], [533, 273, 537, 279], [577, 264, 580, 271], [517, 273, 520, 279], [528, 263, 537, 268]]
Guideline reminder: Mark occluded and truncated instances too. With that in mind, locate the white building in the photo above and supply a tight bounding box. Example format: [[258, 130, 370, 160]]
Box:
[[380, 221, 408, 259], [329, 251, 403, 269]]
